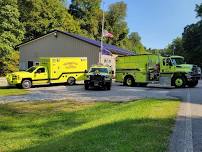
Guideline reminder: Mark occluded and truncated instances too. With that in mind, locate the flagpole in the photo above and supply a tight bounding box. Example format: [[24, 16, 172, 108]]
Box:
[[100, 1, 105, 64]]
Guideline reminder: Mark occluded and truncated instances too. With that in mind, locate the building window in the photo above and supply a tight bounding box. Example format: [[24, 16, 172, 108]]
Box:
[[35, 62, 39, 66]]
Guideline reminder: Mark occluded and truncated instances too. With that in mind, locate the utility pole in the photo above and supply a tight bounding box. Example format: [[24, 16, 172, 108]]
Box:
[[100, 1, 105, 64]]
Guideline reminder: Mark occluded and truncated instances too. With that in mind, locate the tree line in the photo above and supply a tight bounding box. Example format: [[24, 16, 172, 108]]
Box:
[[0, 0, 146, 76], [1, 0, 201, 76], [152, 3, 202, 67]]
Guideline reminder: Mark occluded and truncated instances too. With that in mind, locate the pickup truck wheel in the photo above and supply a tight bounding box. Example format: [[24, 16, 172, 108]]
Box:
[[124, 76, 135, 87], [187, 80, 198, 88], [67, 77, 75, 86], [105, 84, 111, 90], [172, 77, 186, 88], [84, 84, 89, 90], [21, 79, 32, 89]]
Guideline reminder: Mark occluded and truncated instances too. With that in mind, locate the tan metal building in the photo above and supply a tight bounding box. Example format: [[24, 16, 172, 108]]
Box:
[[17, 30, 134, 72]]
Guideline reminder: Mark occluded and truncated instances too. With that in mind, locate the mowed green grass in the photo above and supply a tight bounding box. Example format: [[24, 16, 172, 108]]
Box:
[[0, 99, 179, 152], [0, 88, 28, 96]]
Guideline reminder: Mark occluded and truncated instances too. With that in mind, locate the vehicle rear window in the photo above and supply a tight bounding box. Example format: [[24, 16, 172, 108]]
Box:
[[90, 68, 108, 73]]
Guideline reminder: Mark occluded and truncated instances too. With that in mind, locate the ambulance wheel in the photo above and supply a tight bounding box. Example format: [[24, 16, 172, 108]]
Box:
[[172, 76, 186, 88], [67, 77, 75, 86], [21, 79, 32, 89], [187, 80, 198, 88], [124, 76, 135, 87]]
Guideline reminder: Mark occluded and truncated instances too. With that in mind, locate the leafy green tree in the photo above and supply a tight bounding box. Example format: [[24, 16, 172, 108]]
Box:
[[162, 3, 202, 67], [165, 37, 184, 56], [105, 1, 129, 47], [0, 0, 24, 75], [182, 22, 202, 66], [181, 3, 202, 67], [69, 0, 102, 39], [128, 32, 146, 54], [121, 32, 147, 54], [18, 0, 81, 41], [0, 51, 20, 75], [196, 3, 202, 18]]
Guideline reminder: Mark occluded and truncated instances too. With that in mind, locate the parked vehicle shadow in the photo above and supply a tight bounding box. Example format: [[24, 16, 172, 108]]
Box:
[[0, 86, 15, 89]]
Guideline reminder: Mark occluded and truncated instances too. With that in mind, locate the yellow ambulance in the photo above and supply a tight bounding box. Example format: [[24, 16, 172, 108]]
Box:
[[6, 57, 87, 89]]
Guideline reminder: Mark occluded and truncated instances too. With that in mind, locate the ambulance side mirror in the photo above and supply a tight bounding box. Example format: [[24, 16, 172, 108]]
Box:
[[84, 70, 88, 73]]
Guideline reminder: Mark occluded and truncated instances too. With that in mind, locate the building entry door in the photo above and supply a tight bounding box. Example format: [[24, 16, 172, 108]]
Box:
[[28, 61, 33, 68]]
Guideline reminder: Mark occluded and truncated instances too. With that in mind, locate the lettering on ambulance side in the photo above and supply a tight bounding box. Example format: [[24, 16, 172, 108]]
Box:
[[63, 62, 78, 69]]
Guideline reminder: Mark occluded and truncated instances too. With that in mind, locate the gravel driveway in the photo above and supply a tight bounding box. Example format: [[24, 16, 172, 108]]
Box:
[[0, 82, 176, 103]]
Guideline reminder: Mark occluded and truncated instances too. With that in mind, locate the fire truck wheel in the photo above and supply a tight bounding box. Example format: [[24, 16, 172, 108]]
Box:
[[21, 79, 32, 89], [172, 76, 186, 88], [187, 80, 198, 88], [124, 76, 135, 87], [67, 77, 76, 86]]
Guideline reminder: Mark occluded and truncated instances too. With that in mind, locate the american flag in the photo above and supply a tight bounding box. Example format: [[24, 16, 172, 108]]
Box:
[[103, 30, 113, 38]]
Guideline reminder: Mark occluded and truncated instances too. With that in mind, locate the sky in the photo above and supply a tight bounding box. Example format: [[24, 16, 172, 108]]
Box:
[[103, 0, 201, 49], [67, 0, 201, 49]]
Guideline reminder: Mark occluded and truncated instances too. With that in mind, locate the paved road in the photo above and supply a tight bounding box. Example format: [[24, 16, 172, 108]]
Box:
[[169, 81, 202, 152], [0, 81, 202, 151]]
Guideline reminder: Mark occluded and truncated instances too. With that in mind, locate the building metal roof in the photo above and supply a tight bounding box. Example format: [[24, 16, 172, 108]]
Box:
[[17, 29, 134, 56], [63, 31, 134, 55]]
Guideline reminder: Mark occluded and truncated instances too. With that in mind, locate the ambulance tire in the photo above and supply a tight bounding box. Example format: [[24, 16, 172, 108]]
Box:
[[67, 77, 76, 86], [124, 76, 135, 87], [21, 79, 32, 89]]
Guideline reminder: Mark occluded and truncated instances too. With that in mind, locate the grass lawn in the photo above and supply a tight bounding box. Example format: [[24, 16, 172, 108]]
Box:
[[0, 99, 180, 152], [0, 88, 28, 96]]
